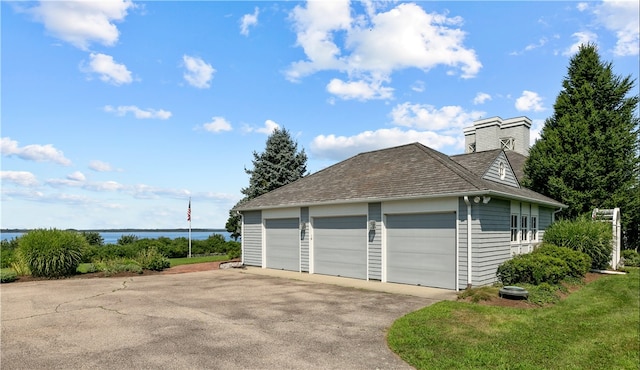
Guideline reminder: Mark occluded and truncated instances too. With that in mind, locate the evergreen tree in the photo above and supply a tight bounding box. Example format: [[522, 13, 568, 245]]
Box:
[[225, 128, 308, 240], [524, 43, 639, 249]]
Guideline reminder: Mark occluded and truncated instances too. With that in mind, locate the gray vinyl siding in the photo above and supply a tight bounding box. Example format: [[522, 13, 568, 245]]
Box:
[[368, 203, 382, 280], [457, 201, 469, 289], [474, 198, 511, 286], [300, 207, 310, 272], [242, 211, 262, 266], [458, 198, 511, 288], [538, 206, 554, 242], [482, 152, 519, 187]]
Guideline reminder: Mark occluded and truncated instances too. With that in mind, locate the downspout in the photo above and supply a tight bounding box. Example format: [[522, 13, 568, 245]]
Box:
[[463, 196, 472, 289], [552, 208, 563, 222]]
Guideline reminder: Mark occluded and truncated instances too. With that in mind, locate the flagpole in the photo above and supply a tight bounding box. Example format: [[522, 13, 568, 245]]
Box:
[[188, 197, 192, 258]]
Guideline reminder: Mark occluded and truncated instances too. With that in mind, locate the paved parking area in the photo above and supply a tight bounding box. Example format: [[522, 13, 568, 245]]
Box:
[[1, 269, 455, 369]]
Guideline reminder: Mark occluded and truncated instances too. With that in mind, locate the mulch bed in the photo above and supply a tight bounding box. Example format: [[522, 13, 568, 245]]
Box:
[[458, 272, 607, 309]]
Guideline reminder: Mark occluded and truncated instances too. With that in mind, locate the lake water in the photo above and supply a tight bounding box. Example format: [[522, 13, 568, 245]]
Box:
[[0, 230, 233, 244]]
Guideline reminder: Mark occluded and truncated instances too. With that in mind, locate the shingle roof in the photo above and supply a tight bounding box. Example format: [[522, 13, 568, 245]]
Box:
[[449, 149, 528, 184], [235, 142, 564, 211]]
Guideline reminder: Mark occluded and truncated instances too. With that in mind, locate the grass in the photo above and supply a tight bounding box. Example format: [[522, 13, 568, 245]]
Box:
[[169, 255, 230, 267], [388, 268, 639, 369]]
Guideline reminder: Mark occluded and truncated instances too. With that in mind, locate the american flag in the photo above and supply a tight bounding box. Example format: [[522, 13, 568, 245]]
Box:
[[187, 199, 191, 222]]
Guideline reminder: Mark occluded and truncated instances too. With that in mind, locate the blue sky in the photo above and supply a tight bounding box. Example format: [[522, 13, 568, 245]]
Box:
[[1, 1, 638, 230]]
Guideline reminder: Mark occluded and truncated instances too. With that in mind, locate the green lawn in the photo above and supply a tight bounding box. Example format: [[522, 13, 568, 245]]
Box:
[[169, 255, 230, 267], [388, 268, 639, 370]]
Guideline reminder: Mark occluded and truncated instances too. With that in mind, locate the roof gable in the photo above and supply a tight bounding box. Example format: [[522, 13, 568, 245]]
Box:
[[451, 150, 520, 188]]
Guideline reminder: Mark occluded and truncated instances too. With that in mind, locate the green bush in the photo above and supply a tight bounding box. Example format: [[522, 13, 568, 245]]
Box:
[[497, 253, 569, 285], [621, 250, 640, 267], [81, 231, 104, 246], [533, 244, 591, 278], [135, 247, 170, 271], [226, 241, 241, 259], [19, 229, 88, 278], [0, 268, 17, 283], [117, 234, 139, 245], [0, 237, 20, 268], [543, 217, 612, 269]]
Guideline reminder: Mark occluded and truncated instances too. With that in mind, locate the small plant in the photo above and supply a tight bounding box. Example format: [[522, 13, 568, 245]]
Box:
[[621, 250, 640, 267], [458, 286, 499, 303], [526, 282, 561, 306], [226, 241, 241, 259], [0, 268, 17, 283], [19, 229, 88, 278], [135, 247, 170, 271]]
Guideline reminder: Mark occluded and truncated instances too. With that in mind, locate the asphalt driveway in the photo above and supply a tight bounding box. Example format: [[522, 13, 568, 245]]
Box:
[[1, 269, 453, 369]]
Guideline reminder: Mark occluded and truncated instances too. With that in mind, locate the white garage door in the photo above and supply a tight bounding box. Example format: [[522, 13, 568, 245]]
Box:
[[265, 218, 299, 271], [386, 213, 456, 289], [313, 216, 367, 279]]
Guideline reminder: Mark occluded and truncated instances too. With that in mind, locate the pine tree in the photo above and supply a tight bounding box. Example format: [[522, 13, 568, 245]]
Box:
[[225, 128, 307, 240], [524, 43, 639, 249]]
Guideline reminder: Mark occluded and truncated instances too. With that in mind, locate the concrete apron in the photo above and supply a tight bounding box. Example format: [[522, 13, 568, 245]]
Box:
[[241, 266, 459, 301]]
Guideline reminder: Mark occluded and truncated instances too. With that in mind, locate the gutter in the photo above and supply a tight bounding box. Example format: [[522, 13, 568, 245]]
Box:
[[463, 196, 472, 289]]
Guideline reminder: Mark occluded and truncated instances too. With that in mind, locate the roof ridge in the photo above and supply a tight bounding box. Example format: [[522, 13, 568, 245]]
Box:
[[413, 143, 485, 191]]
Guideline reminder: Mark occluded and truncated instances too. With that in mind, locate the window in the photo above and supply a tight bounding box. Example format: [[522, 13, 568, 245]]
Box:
[[531, 216, 538, 241], [510, 215, 519, 242], [500, 137, 515, 151], [498, 161, 506, 180], [521, 215, 529, 241]]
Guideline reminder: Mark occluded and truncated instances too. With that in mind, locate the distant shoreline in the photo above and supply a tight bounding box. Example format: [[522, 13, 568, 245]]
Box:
[[1, 228, 226, 233]]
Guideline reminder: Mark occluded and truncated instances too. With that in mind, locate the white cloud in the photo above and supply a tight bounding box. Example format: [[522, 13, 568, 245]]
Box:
[[182, 55, 215, 89], [202, 117, 232, 133], [594, 0, 639, 56], [26, 0, 134, 50], [240, 7, 259, 36], [515, 90, 545, 112], [473, 92, 492, 105], [83, 53, 133, 85], [104, 105, 172, 119], [563, 31, 598, 56], [67, 171, 86, 182], [310, 128, 457, 161], [89, 160, 115, 172], [390, 103, 485, 132], [243, 119, 280, 135], [577, 2, 589, 12], [286, 1, 481, 95], [530, 119, 545, 145], [411, 80, 425, 93], [326, 78, 393, 100], [1, 137, 72, 166], [1, 171, 38, 187]]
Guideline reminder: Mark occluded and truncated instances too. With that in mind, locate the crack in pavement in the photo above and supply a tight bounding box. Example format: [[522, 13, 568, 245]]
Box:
[[3, 279, 132, 322]]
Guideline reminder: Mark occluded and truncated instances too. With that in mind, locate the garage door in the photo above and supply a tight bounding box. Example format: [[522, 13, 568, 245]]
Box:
[[265, 218, 299, 271], [386, 213, 456, 289], [314, 216, 367, 279]]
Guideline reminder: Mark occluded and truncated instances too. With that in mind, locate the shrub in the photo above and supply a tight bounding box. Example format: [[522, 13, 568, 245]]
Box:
[[543, 217, 612, 269], [621, 250, 640, 267], [497, 253, 568, 285], [81, 231, 104, 246], [0, 268, 17, 283], [136, 247, 170, 271], [19, 229, 88, 278], [533, 243, 591, 277], [0, 237, 20, 268], [117, 234, 139, 245], [226, 241, 241, 259]]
